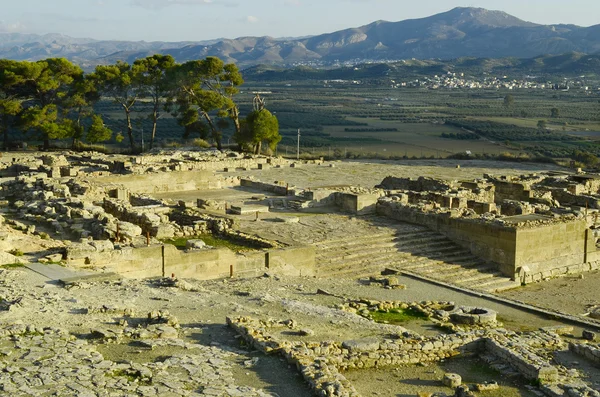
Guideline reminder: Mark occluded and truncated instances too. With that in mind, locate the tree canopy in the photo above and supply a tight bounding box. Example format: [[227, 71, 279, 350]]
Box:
[[0, 55, 262, 153]]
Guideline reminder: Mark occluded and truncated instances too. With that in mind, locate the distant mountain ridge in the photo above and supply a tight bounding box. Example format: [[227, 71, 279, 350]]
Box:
[[2, 7, 600, 68], [242, 52, 600, 82]]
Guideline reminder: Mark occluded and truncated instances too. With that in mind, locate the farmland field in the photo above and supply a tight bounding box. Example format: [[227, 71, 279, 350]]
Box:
[[14, 75, 598, 164]]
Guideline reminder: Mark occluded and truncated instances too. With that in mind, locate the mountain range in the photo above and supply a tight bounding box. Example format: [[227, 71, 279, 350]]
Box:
[[1, 7, 600, 68]]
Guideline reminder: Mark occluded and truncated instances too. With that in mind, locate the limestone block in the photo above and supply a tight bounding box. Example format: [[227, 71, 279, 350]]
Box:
[[0, 252, 26, 266], [153, 224, 176, 239], [342, 338, 380, 353], [442, 373, 462, 388], [582, 330, 597, 341], [117, 221, 142, 240], [186, 239, 207, 250], [90, 240, 114, 252]]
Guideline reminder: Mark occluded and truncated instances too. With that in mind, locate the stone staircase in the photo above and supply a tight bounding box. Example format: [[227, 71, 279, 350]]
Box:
[[314, 225, 520, 293]]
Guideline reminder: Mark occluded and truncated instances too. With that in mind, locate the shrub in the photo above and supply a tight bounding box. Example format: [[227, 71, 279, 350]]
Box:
[[191, 138, 211, 149]]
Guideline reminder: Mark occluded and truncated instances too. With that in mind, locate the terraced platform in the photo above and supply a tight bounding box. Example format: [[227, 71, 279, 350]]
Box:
[[314, 223, 520, 293]]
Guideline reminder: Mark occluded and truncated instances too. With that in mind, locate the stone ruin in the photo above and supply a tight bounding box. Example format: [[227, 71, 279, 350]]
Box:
[[1, 150, 600, 396], [375, 173, 600, 284]]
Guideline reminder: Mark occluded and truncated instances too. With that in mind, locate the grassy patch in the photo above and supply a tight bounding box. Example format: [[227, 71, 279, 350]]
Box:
[[370, 308, 428, 325], [8, 249, 23, 257], [109, 369, 152, 385], [1, 263, 24, 269], [161, 234, 259, 253]]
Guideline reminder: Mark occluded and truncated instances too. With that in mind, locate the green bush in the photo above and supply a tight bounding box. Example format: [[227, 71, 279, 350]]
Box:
[[191, 138, 211, 149]]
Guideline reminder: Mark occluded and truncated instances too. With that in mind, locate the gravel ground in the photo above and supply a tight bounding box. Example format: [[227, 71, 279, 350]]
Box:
[[233, 159, 562, 189], [0, 264, 592, 396]]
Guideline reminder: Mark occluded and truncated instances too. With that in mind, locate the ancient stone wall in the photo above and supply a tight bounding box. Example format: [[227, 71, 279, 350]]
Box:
[[67, 243, 315, 280], [334, 193, 381, 215], [515, 220, 588, 282], [569, 342, 600, 365], [88, 170, 235, 194], [240, 179, 295, 196], [378, 199, 599, 282], [377, 200, 518, 277]]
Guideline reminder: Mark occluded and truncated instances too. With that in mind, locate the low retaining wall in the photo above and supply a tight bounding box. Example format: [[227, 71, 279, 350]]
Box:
[[67, 243, 315, 280], [240, 179, 295, 196], [88, 170, 237, 194], [227, 316, 480, 397], [569, 342, 600, 365], [484, 337, 559, 384]]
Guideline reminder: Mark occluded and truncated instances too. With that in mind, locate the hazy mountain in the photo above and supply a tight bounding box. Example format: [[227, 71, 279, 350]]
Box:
[[2, 7, 600, 67]]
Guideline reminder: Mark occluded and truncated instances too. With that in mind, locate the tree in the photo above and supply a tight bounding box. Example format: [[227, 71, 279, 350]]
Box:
[[537, 120, 547, 130], [0, 60, 24, 149], [133, 55, 176, 150], [91, 62, 139, 152], [503, 94, 514, 107], [241, 109, 281, 154], [15, 58, 83, 149], [62, 73, 101, 149], [169, 57, 243, 150], [550, 107, 560, 118], [86, 114, 112, 144]]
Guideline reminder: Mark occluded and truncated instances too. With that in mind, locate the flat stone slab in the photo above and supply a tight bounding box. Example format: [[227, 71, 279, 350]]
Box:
[[342, 338, 380, 352], [25, 263, 92, 281], [59, 272, 122, 286], [230, 205, 270, 215]]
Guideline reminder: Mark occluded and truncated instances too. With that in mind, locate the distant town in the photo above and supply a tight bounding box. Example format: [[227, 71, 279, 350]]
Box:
[[323, 71, 600, 91]]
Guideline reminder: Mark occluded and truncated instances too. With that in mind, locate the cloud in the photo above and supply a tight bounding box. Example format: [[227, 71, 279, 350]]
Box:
[[283, 0, 302, 5], [0, 21, 26, 33], [246, 15, 259, 23], [130, 0, 237, 9]]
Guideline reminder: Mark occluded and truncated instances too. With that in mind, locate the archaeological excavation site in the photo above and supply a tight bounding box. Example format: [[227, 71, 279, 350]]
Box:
[[1, 149, 600, 397]]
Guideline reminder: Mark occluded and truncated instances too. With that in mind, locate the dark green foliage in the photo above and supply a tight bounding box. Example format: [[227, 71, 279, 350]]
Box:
[[238, 109, 281, 154], [445, 119, 568, 141], [344, 128, 398, 132], [86, 115, 112, 143], [441, 132, 480, 140]]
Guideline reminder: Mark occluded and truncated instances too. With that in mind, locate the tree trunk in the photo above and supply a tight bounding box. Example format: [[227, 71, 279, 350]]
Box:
[[43, 137, 50, 151], [255, 141, 262, 155], [125, 110, 135, 152], [150, 110, 158, 150], [201, 112, 222, 151], [2, 119, 7, 151], [150, 100, 159, 150], [230, 106, 241, 136]]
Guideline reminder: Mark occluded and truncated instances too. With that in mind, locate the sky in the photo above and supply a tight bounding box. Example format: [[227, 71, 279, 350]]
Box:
[[0, 0, 598, 42]]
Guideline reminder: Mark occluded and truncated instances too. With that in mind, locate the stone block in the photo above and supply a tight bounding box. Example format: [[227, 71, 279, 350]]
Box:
[[342, 338, 380, 353], [582, 330, 597, 341], [186, 239, 207, 250], [442, 373, 462, 388]]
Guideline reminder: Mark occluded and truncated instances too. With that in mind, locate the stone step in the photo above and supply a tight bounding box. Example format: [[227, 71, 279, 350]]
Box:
[[417, 260, 491, 277], [313, 232, 401, 249], [451, 270, 503, 284], [406, 262, 483, 278], [316, 239, 463, 268], [315, 232, 444, 255], [318, 248, 467, 273], [479, 279, 521, 293], [467, 274, 517, 289], [316, 239, 406, 261], [395, 249, 474, 268], [317, 250, 414, 274], [324, 261, 397, 279], [317, 253, 407, 274]]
